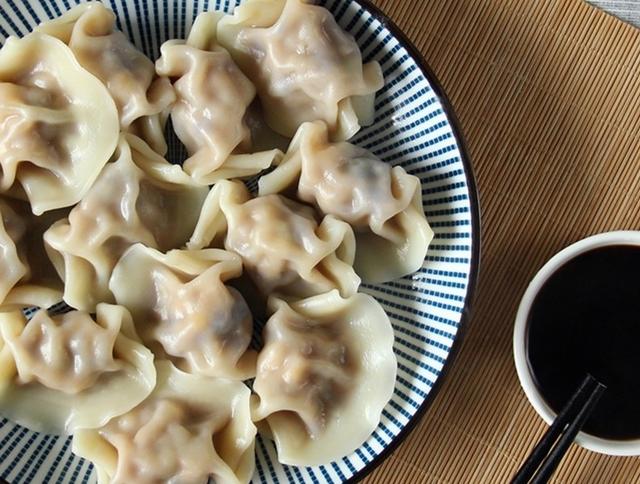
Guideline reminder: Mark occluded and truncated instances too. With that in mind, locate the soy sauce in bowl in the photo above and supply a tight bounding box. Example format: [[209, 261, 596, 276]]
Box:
[[526, 245, 640, 440]]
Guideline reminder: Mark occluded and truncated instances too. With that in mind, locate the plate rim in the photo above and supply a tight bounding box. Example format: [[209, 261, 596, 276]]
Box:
[[346, 1, 481, 481]]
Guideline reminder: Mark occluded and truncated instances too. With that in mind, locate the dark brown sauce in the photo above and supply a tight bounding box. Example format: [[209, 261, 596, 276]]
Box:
[[526, 244, 640, 440]]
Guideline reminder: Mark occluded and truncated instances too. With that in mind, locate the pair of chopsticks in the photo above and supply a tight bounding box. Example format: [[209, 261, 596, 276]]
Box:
[[512, 374, 606, 484]]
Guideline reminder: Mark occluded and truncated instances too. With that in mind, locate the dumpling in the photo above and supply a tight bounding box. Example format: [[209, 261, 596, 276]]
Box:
[[156, 12, 282, 184], [0, 304, 156, 434], [0, 32, 119, 214], [217, 0, 384, 140], [259, 121, 434, 282], [252, 290, 397, 465], [188, 180, 360, 299], [37, 2, 175, 155], [110, 244, 256, 380], [0, 198, 67, 309], [44, 134, 208, 311], [73, 360, 256, 484]]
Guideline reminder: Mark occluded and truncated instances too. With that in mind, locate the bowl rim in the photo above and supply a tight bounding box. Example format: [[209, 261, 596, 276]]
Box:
[[347, 1, 481, 481], [513, 231, 640, 456]]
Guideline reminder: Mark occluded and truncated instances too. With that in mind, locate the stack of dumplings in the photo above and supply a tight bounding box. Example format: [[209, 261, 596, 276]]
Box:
[[0, 1, 434, 483]]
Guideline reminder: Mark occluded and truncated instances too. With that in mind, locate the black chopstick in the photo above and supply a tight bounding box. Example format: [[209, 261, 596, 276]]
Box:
[[511, 374, 606, 484]]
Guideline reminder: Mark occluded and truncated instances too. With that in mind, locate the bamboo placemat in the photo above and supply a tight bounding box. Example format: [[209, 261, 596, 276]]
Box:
[[364, 0, 640, 483]]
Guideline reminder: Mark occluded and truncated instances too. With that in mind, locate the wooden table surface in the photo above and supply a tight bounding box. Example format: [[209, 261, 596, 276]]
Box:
[[363, 1, 640, 482]]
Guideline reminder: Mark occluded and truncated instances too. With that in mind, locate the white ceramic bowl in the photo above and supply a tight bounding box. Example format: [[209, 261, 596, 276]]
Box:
[[513, 231, 640, 456], [0, 1, 480, 482]]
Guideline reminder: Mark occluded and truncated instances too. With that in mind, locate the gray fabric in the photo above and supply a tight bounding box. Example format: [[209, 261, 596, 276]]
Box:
[[588, 0, 640, 27]]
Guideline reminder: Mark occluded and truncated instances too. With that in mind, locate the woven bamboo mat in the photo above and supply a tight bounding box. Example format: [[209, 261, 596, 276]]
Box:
[[364, 0, 640, 483]]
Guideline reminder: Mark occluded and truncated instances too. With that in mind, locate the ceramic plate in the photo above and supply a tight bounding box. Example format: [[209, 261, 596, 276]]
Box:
[[0, 0, 480, 482]]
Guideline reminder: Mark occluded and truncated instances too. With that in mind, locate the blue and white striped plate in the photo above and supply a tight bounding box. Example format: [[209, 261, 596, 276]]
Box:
[[0, 0, 479, 482]]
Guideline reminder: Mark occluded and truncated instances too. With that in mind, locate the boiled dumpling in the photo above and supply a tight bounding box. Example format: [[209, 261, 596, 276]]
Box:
[[73, 360, 256, 484], [0, 304, 156, 434], [44, 134, 208, 311], [37, 2, 175, 155], [188, 180, 360, 299], [0, 32, 119, 214], [0, 198, 68, 309], [252, 290, 397, 465], [6, 309, 120, 394], [259, 121, 434, 282], [217, 0, 383, 140], [110, 244, 256, 380], [156, 12, 282, 184]]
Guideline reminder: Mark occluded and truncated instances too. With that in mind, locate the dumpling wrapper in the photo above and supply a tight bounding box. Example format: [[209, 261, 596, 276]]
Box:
[[44, 134, 208, 311], [37, 2, 175, 155], [188, 179, 361, 299], [0, 200, 27, 307], [259, 121, 434, 282], [0, 198, 67, 309], [156, 12, 282, 184], [73, 360, 256, 484], [110, 244, 257, 380], [217, 0, 383, 140], [252, 290, 397, 465], [0, 304, 156, 434], [0, 32, 119, 214]]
